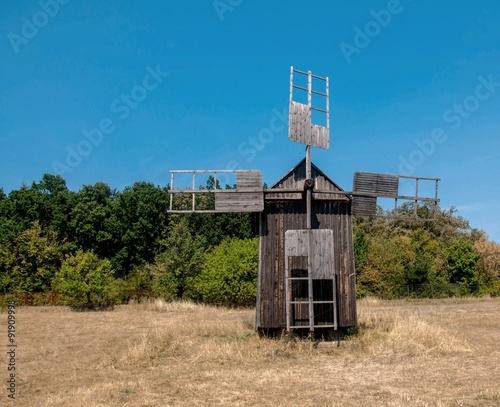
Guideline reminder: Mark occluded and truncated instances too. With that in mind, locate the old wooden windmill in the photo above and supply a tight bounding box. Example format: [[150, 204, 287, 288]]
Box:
[[168, 67, 440, 337]]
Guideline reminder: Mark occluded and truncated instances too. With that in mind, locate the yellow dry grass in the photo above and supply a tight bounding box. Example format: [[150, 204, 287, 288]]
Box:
[[2, 297, 499, 406]]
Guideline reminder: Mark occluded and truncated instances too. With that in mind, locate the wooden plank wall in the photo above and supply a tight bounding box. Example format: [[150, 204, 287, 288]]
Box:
[[257, 201, 305, 329], [267, 160, 349, 201], [257, 199, 357, 329], [314, 173, 349, 201], [315, 201, 357, 327], [284, 229, 334, 279]]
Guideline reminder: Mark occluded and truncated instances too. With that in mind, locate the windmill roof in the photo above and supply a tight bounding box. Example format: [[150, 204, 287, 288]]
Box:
[[270, 158, 346, 191], [265, 158, 350, 202]]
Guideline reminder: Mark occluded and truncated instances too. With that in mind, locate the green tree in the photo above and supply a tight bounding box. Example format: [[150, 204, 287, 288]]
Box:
[[353, 229, 369, 274], [474, 237, 500, 295], [53, 251, 115, 309], [112, 182, 170, 274], [446, 239, 480, 287], [31, 174, 76, 241], [195, 237, 258, 306], [186, 212, 254, 248], [0, 175, 76, 247], [169, 176, 254, 248], [0, 184, 42, 234], [0, 221, 64, 293], [405, 228, 437, 285], [358, 233, 414, 296], [149, 217, 206, 300], [474, 238, 500, 280], [70, 183, 119, 260]]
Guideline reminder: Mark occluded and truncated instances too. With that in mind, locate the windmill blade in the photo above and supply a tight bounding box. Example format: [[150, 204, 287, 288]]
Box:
[[215, 171, 263, 212], [288, 67, 330, 149], [352, 172, 440, 219], [353, 172, 399, 197], [289, 101, 329, 149], [352, 195, 378, 217], [168, 170, 264, 213]]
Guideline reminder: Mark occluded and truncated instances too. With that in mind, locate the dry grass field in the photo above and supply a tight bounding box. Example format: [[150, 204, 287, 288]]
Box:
[[2, 297, 499, 406]]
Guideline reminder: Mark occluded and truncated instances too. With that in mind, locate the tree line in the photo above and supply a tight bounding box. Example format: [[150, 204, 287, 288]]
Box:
[[0, 174, 257, 307], [353, 204, 500, 297], [0, 173, 498, 307]]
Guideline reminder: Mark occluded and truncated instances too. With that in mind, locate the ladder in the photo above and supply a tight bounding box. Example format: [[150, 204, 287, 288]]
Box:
[[285, 229, 337, 332]]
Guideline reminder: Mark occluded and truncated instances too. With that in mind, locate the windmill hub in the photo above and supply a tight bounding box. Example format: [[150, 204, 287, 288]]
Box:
[[304, 179, 314, 190]]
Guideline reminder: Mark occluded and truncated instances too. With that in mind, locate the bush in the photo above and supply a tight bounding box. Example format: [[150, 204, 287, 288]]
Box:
[[487, 278, 500, 297], [53, 251, 115, 309], [446, 239, 480, 286], [111, 267, 154, 304], [0, 221, 64, 293], [150, 218, 206, 300], [195, 238, 258, 306]]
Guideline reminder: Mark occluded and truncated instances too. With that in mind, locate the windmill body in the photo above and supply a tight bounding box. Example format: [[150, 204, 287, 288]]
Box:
[[256, 158, 356, 334], [168, 67, 440, 337]]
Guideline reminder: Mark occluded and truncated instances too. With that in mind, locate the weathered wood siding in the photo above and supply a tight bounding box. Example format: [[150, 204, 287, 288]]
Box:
[[352, 195, 377, 217], [266, 160, 349, 201], [351, 172, 399, 216], [214, 170, 264, 212], [284, 229, 334, 279], [315, 201, 356, 327], [215, 191, 264, 212], [289, 101, 329, 149], [236, 170, 262, 190], [256, 161, 357, 330], [353, 172, 399, 197]]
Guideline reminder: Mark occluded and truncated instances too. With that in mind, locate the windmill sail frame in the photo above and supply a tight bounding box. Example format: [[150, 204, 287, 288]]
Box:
[[168, 169, 264, 213], [166, 66, 443, 336]]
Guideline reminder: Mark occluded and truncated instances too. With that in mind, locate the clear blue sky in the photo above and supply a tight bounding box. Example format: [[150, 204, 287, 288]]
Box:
[[1, 0, 499, 242]]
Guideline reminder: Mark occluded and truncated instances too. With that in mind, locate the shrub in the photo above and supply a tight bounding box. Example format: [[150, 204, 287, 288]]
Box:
[[446, 239, 480, 287], [150, 218, 206, 300], [53, 251, 115, 309], [0, 221, 64, 293], [195, 238, 258, 306], [111, 267, 154, 303]]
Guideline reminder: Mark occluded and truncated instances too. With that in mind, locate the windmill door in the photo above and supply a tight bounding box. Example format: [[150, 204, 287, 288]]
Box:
[[285, 229, 337, 331]]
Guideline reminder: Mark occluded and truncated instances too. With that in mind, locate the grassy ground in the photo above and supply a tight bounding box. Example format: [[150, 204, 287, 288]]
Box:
[[2, 297, 499, 406]]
